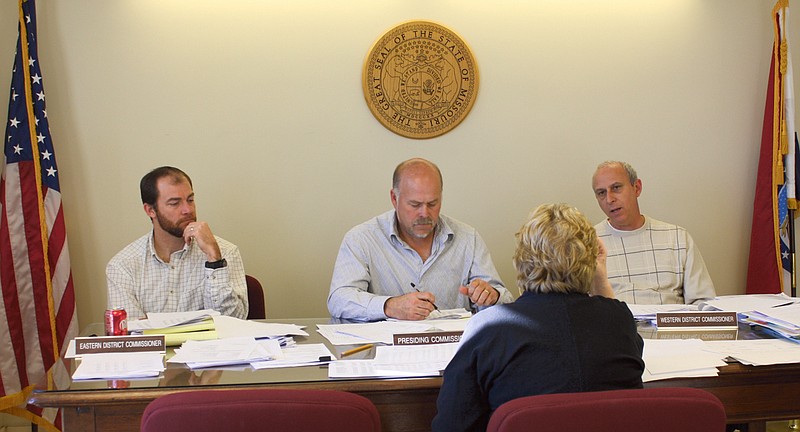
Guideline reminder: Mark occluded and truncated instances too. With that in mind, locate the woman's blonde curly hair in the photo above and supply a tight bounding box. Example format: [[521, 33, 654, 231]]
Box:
[[513, 203, 598, 295]]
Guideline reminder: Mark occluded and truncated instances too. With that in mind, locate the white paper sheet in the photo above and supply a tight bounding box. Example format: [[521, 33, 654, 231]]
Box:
[[168, 337, 281, 368], [128, 309, 221, 331], [328, 343, 459, 378], [754, 303, 800, 327], [388, 308, 471, 321], [642, 339, 727, 382], [700, 294, 796, 313], [317, 321, 434, 345], [627, 304, 697, 321], [703, 338, 800, 366], [72, 352, 164, 380], [251, 343, 336, 369], [212, 315, 309, 339]]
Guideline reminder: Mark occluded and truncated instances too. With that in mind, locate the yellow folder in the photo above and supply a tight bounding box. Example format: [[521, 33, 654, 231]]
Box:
[[142, 318, 217, 346], [142, 318, 215, 335]]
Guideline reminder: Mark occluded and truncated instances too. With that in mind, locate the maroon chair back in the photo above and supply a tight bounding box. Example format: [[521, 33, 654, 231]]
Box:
[[486, 387, 726, 432], [245, 274, 266, 320], [141, 389, 381, 432]]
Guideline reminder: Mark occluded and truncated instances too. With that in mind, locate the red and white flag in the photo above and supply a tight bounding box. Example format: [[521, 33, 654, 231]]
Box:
[[0, 1, 78, 430]]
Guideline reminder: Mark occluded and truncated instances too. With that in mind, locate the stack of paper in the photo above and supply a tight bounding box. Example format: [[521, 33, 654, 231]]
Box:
[[72, 352, 165, 380], [252, 343, 336, 369], [642, 339, 727, 382], [318, 321, 432, 345], [318, 318, 470, 346], [699, 293, 797, 313], [130, 312, 312, 347], [128, 309, 221, 332], [641, 336, 800, 382], [388, 308, 472, 321], [739, 306, 800, 341], [700, 294, 800, 341], [168, 336, 282, 369], [142, 319, 218, 346], [686, 294, 800, 343], [128, 310, 222, 345], [703, 339, 800, 366], [627, 304, 697, 323], [328, 343, 459, 378], [213, 315, 308, 341]]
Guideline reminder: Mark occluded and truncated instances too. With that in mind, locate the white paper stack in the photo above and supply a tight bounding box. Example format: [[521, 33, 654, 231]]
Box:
[[700, 295, 800, 342], [251, 343, 336, 369], [317, 319, 470, 346], [72, 352, 165, 380], [128, 309, 221, 332], [167, 336, 282, 369], [699, 294, 797, 313], [703, 339, 800, 366], [642, 339, 727, 382], [328, 343, 459, 378], [626, 304, 697, 323], [212, 315, 308, 340]]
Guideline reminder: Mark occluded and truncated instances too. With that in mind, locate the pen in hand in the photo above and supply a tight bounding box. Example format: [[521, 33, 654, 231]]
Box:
[[411, 283, 439, 310]]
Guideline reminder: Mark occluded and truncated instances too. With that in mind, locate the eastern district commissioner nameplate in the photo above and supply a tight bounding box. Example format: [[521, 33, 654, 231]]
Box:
[[363, 21, 479, 139]]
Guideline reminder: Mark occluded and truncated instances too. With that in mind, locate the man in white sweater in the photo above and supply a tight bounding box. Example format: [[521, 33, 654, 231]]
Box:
[[591, 161, 716, 305]]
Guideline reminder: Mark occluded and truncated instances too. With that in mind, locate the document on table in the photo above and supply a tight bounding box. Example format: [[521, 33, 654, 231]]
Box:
[[754, 302, 800, 328], [318, 317, 470, 346], [417, 308, 471, 320], [213, 315, 309, 339], [699, 294, 797, 313], [703, 339, 800, 366], [72, 352, 165, 380], [167, 336, 282, 369], [328, 343, 459, 378], [251, 343, 336, 369], [128, 309, 221, 331], [627, 304, 697, 322], [740, 309, 800, 340], [642, 339, 727, 382], [422, 318, 470, 332], [318, 321, 434, 345]]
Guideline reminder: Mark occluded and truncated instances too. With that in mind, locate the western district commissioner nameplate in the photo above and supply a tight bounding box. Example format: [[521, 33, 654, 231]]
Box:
[[363, 21, 479, 139]]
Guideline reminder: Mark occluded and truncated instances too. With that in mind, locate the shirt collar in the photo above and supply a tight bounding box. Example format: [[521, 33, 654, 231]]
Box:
[[147, 230, 190, 263], [603, 215, 649, 234]]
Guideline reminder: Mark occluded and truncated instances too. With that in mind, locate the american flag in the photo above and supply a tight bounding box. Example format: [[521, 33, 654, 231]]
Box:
[[0, 0, 78, 429]]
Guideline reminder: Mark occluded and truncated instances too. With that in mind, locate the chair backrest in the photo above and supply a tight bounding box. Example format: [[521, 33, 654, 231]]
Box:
[[486, 387, 726, 432], [141, 388, 381, 432], [245, 274, 266, 320]]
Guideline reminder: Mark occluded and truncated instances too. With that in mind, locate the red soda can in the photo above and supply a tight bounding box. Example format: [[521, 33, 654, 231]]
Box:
[[107, 379, 130, 389], [104, 308, 128, 336]]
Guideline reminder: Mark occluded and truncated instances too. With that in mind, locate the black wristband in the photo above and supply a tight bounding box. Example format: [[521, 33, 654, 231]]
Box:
[[204, 258, 227, 269]]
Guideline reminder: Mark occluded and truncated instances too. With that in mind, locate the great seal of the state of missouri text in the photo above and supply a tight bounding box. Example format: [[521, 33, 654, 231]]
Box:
[[362, 21, 479, 139]]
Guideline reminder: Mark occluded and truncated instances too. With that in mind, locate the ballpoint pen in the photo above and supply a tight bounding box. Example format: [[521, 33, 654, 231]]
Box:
[[411, 283, 439, 310]]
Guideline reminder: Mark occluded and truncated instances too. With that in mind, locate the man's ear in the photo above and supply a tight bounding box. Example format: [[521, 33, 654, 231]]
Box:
[[634, 179, 643, 197], [390, 188, 398, 210], [143, 203, 156, 219]]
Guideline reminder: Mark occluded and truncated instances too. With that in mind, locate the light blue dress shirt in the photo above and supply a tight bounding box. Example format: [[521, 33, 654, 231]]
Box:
[[328, 210, 511, 321]]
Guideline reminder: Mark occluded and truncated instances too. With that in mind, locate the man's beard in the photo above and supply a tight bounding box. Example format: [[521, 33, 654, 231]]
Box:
[[408, 217, 435, 239], [155, 210, 194, 239]]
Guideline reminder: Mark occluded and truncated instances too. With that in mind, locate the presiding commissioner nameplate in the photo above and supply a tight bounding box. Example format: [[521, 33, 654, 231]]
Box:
[[362, 21, 479, 139]]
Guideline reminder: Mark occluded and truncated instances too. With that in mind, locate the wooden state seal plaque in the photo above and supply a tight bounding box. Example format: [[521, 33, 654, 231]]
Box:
[[362, 21, 479, 139]]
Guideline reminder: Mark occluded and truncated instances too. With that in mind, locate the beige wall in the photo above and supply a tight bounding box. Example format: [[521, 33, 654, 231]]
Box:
[[0, 1, 790, 329]]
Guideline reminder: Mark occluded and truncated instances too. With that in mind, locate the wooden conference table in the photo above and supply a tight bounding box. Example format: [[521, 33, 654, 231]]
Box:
[[30, 318, 800, 432]]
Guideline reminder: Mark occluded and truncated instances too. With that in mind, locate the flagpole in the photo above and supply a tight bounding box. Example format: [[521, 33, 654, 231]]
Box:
[[792, 209, 797, 297]]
